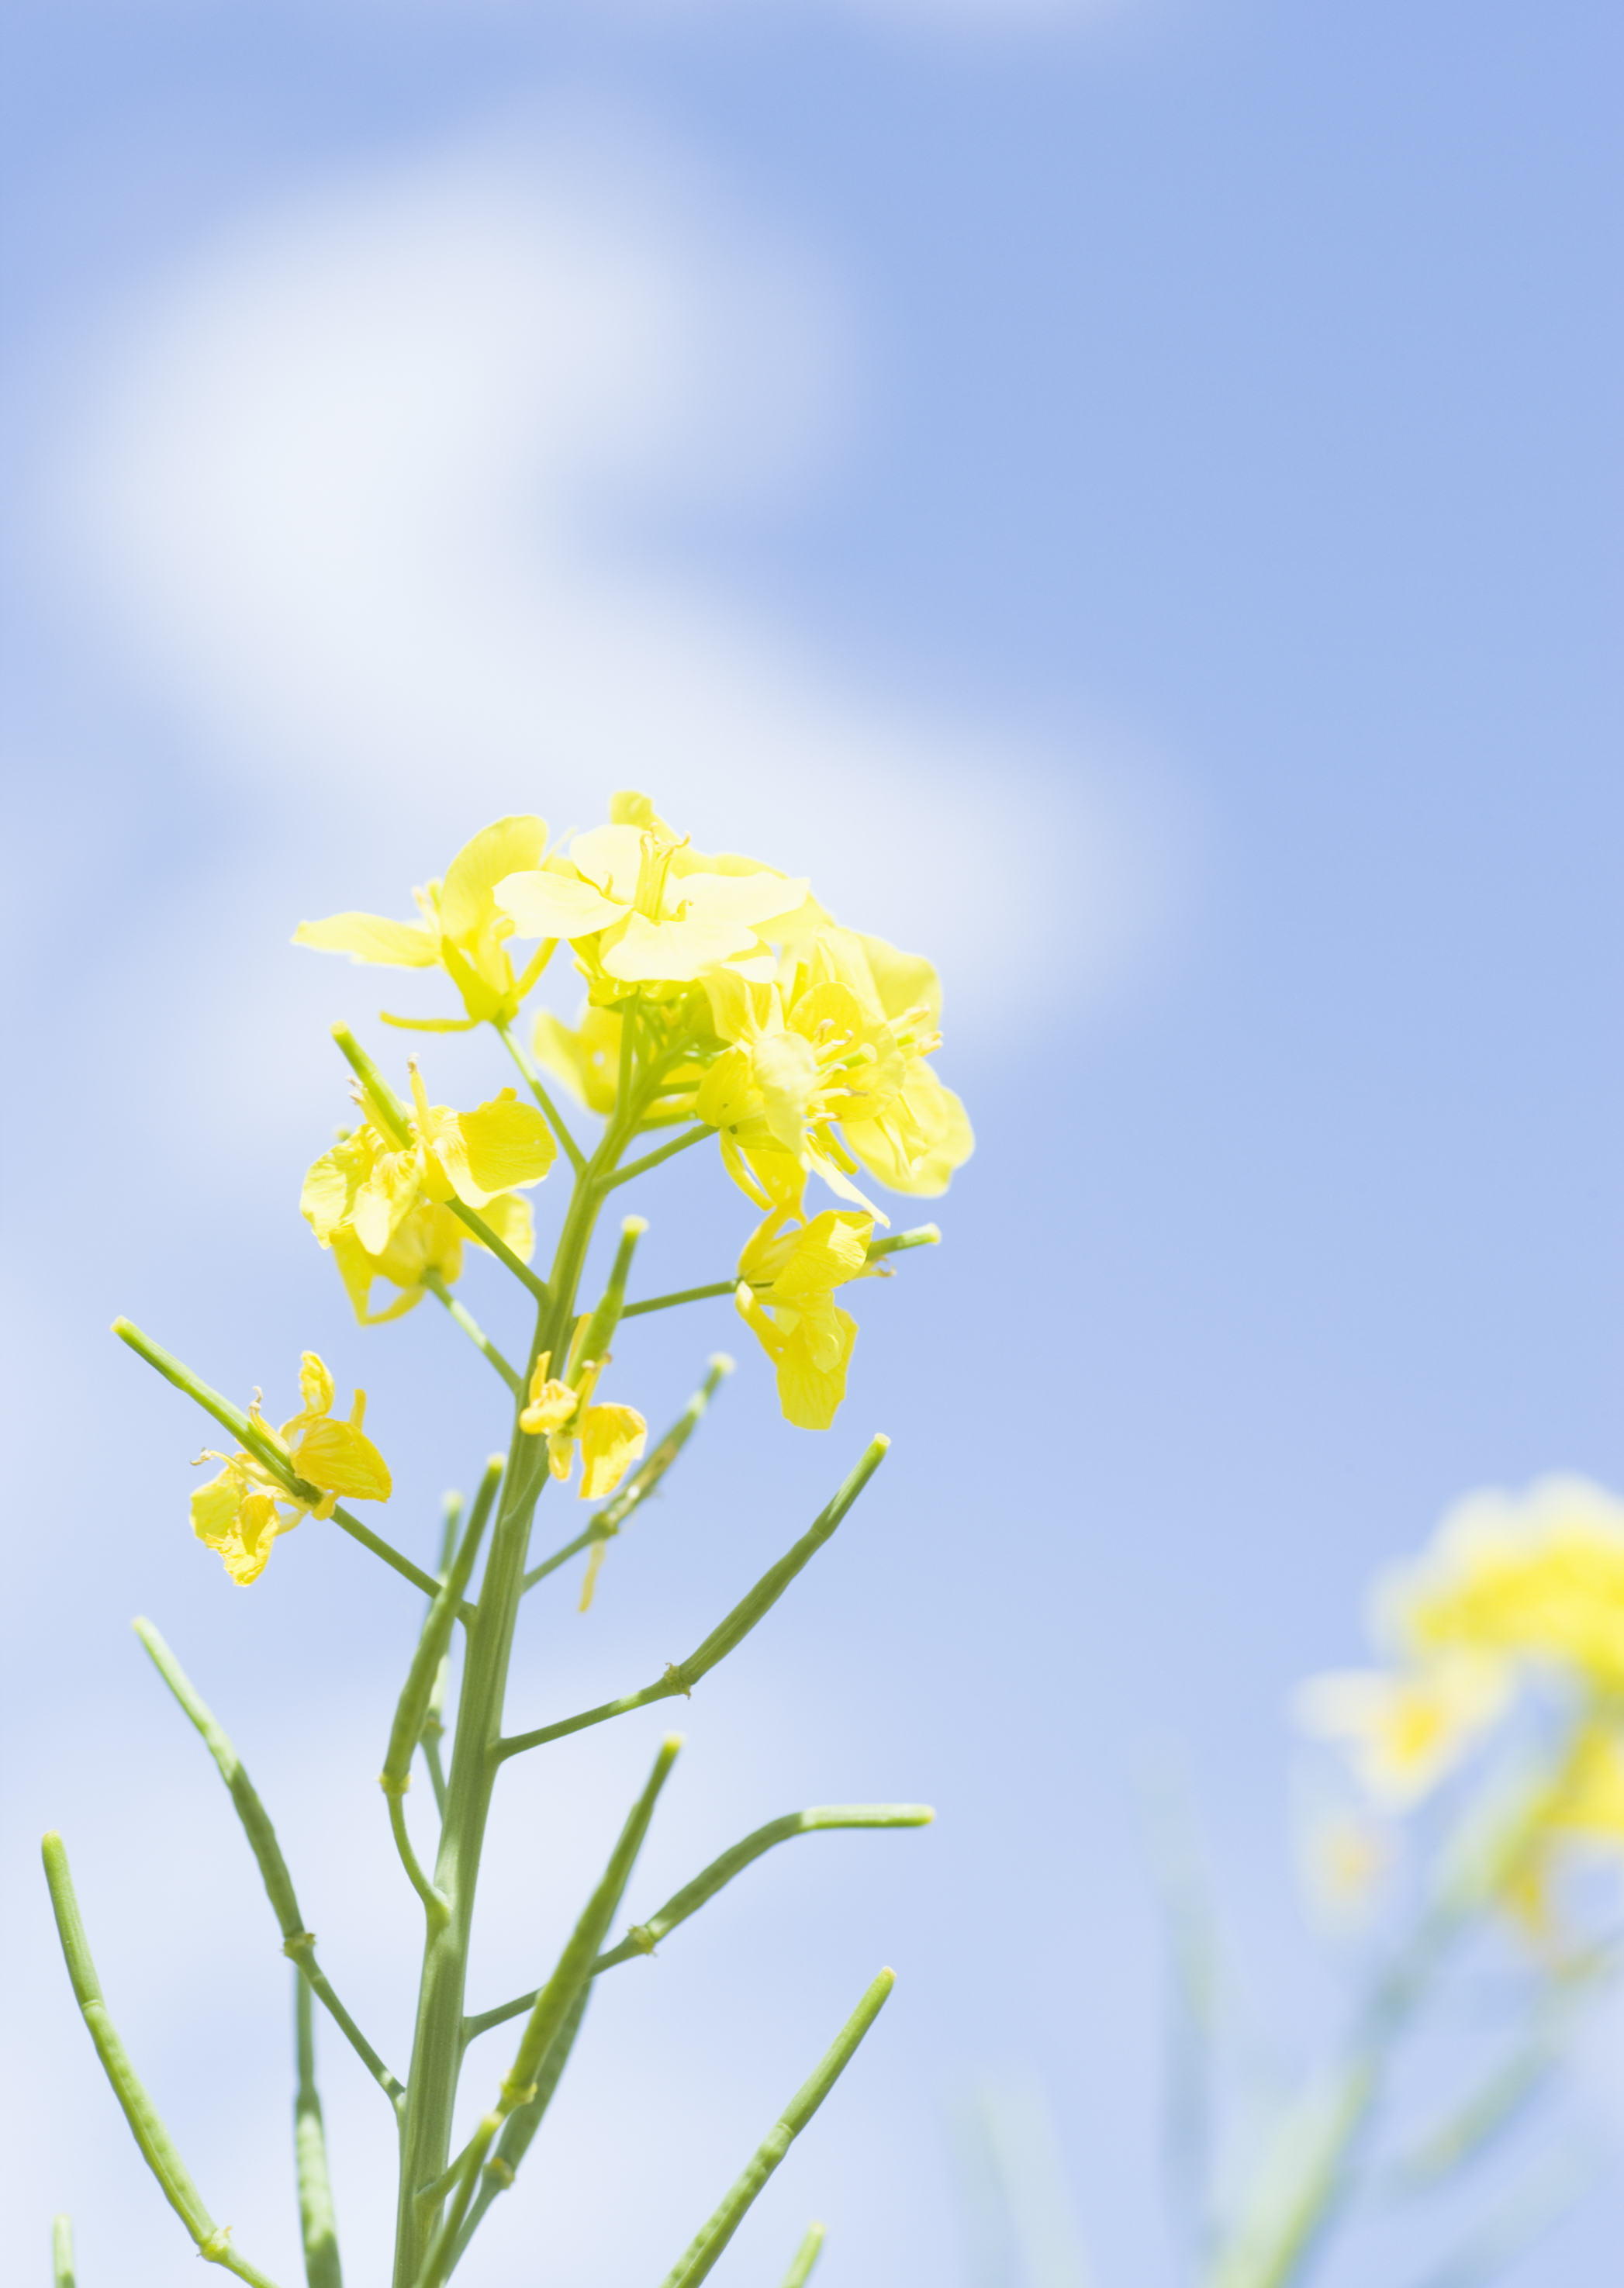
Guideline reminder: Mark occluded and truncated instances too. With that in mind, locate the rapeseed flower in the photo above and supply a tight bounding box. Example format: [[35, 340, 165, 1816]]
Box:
[[294, 816, 555, 1028], [1385, 1476, 1624, 1695], [192, 1353, 391, 1585], [302, 1063, 555, 1266], [1294, 1657, 1509, 1806], [494, 791, 810, 988], [697, 928, 971, 1214], [734, 1201, 874, 1429], [519, 1331, 647, 1499]]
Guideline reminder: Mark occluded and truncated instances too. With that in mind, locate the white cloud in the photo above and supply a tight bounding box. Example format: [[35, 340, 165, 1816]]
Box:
[[54, 119, 1183, 1033]]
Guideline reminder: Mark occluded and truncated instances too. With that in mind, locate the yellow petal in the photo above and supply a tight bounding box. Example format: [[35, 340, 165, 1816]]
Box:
[[842, 1066, 973, 1197], [444, 1089, 558, 1205], [497, 868, 627, 940], [610, 790, 683, 838], [696, 1045, 760, 1132], [578, 1404, 648, 1499], [469, 1191, 536, 1263], [775, 1308, 857, 1430], [438, 816, 548, 947], [293, 914, 441, 966], [855, 932, 942, 1028], [292, 1418, 393, 1503], [674, 869, 810, 927], [597, 909, 761, 983], [299, 1354, 335, 1416], [300, 1133, 368, 1248]]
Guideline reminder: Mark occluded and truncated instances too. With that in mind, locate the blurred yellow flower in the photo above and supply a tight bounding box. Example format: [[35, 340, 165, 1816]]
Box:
[[519, 1335, 647, 1500], [734, 1201, 873, 1429], [1386, 1476, 1624, 1695], [1294, 1657, 1509, 1806], [494, 792, 810, 987], [192, 1353, 392, 1585], [293, 816, 555, 1028]]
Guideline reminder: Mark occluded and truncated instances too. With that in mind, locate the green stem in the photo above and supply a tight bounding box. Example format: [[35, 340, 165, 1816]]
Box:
[[521, 1356, 733, 1593], [449, 1983, 592, 2261], [620, 1281, 738, 1320], [497, 1436, 890, 1761], [42, 1833, 286, 2288], [388, 1793, 450, 1928], [294, 1975, 343, 2288], [52, 2217, 74, 2288], [444, 1203, 551, 1305], [391, 1032, 692, 2287], [422, 1274, 520, 1393], [132, 1619, 404, 2107], [330, 1508, 462, 1611], [782, 2224, 827, 2287], [496, 1021, 587, 1175], [415, 1740, 682, 2288], [620, 1229, 940, 1322], [462, 1805, 931, 2043], [598, 1122, 712, 1191], [657, 1969, 896, 2288]]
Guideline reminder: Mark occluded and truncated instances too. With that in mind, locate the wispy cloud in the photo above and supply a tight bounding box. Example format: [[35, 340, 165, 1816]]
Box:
[[51, 121, 1183, 1039]]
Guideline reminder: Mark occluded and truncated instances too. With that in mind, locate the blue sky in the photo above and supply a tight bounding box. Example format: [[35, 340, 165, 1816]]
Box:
[[3, 1, 1621, 2284]]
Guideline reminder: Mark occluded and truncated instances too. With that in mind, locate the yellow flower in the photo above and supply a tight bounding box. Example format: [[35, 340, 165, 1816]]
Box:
[[330, 1194, 536, 1325], [293, 816, 555, 1028], [493, 791, 811, 988], [734, 1201, 873, 1429], [519, 1330, 647, 1499], [1294, 1657, 1509, 1806], [191, 1353, 392, 1585], [697, 928, 972, 1215], [1384, 1475, 1624, 1696], [302, 1061, 555, 1263], [795, 929, 973, 1198]]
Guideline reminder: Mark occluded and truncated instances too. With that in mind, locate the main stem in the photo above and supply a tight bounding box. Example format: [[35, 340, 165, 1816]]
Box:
[[390, 1063, 655, 2286]]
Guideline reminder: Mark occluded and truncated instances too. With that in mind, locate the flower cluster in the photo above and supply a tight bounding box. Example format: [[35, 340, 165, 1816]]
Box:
[[293, 792, 973, 1434], [1296, 1474, 1624, 1935]]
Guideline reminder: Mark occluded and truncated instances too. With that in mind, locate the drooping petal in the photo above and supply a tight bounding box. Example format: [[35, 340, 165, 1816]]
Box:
[[578, 1404, 648, 1499], [774, 1306, 857, 1430], [293, 914, 441, 966]]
